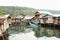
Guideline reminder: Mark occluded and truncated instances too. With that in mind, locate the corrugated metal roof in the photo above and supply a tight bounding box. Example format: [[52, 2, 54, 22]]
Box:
[[38, 11, 60, 17], [25, 16, 34, 19], [38, 11, 53, 15], [52, 14, 60, 17], [0, 14, 10, 19]]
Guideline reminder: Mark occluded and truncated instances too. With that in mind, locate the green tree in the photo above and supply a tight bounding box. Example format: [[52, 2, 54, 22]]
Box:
[[0, 12, 6, 15]]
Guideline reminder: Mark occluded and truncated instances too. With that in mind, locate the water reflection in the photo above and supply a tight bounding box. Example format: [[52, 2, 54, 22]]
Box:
[[8, 24, 60, 38], [34, 26, 60, 38]]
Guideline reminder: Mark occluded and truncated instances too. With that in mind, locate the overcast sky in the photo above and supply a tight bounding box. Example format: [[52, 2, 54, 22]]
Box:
[[0, 0, 60, 10]]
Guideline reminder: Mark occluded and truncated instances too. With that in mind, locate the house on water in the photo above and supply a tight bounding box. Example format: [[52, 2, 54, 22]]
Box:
[[37, 11, 60, 28], [0, 14, 10, 40], [37, 11, 53, 24]]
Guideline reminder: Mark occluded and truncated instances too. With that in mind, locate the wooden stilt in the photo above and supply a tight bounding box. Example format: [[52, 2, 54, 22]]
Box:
[[53, 17, 56, 36], [53, 24, 56, 36]]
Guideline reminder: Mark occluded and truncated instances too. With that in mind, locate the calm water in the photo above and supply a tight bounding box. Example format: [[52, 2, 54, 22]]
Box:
[[8, 24, 60, 38], [34, 27, 60, 38]]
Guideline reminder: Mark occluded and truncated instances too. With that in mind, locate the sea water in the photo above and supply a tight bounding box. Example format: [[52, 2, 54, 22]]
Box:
[[8, 24, 60, 40], [9, 31, 60, 40]]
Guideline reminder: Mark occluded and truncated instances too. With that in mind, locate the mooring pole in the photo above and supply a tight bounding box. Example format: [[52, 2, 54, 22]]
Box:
[[53, 17, 56, 36], [0, 24, 4, 40]]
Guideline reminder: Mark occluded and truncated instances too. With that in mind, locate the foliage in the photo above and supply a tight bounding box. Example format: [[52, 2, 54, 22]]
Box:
[[0, 6, 37, 16], [0, 12, 6, 15], [0, 6, 60, 16]]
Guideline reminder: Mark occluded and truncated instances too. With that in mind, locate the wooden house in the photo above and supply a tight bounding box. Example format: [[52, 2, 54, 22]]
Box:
[[52, 14, 60, 24], [37, 11, 60, 28], [0, 14, 10, 36], [38, 11, 53, 24]]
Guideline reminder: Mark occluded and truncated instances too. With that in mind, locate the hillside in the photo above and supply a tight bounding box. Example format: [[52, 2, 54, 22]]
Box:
[[0, 6, 36, 16], [0, 6, 60, 16]]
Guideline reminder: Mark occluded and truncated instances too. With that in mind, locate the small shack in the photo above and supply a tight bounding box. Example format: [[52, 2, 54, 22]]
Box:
[[52, 14, 60, 24], [0, 14, 10, 40], [38, 11, 53, 24]]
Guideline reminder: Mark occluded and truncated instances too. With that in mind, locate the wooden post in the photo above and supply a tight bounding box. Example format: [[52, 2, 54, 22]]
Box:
[[53, 17, 56, 36], [43, 18, 46, 27], [15, 19, 17, 31], [0, 22, 4, 40], [38, 18, 41, 30]]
